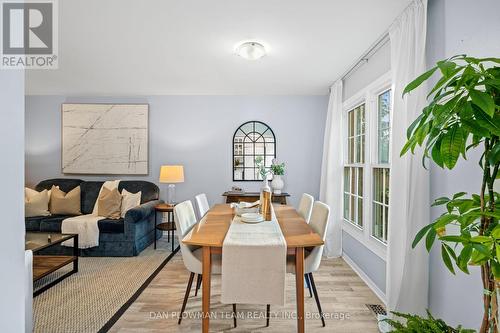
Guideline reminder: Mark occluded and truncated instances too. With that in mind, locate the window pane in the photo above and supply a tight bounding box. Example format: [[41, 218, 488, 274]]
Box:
[[348, 138, 354, 163], [350, 194, 355, 222], [357, 167, 363, 196], [244, 156, 255, 168], [234, 168, 243, 180], [384, 206, 389, 242], [373, 168, 383, 203], [351, 168, 356, 194], [344, 194, 350, 220], [378, 90, 391, 164], [234, 156, 243, 167], [357, 197, 363, 227], [348, 110, 354, 137], [373, 203, 383, 240], [265, 143, 275, 155], [344, 167, 350, 193], [384, 168, 390, 205], [255, 142, 265, 155]]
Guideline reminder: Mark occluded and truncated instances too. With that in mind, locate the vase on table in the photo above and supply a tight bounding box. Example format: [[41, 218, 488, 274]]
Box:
[[271, 175, 284, 194]]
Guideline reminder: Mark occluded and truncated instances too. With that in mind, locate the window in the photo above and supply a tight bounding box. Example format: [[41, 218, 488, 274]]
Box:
[[233, 121, 276, 181], [342, 73, 391, 256], [372, 90, 391, 243], [344, 104, 365, 228]]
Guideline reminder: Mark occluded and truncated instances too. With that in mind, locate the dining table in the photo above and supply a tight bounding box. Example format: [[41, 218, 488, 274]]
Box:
[[182, 203, 324, 333]]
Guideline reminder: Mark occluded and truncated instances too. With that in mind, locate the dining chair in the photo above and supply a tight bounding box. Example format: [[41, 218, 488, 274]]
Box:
[[174, 200, 238, 327], [297, 193, 314, 223], [269, 201, 330, 327], [194, 193, 210, 219]]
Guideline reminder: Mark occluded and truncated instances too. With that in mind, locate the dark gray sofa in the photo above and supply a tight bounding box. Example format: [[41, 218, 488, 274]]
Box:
[[26, 178, 162, 257]]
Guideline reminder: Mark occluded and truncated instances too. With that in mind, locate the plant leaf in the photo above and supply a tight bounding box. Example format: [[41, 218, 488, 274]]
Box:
[[441, 244, 456, 274], [469, 90, 496, 117], [440, 126, 465, 169], [412, 223, 434, 249], [426, 227, 437, 251], [403, 67, 438, 95]]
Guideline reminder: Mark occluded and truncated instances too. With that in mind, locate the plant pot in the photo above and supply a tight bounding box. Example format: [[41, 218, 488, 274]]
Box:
[[271, 175, 284, 194]]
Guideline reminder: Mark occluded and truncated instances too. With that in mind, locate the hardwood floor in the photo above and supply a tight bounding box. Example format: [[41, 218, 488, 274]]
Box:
[[110, 254, 381, 333]]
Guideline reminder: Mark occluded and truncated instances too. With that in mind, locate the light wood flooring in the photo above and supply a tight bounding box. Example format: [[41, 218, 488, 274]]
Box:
[[110, 254, 382, 333]]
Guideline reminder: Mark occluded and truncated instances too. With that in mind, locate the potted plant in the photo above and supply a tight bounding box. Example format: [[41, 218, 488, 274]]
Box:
[[401, 55, 500, 332], [255, 156, 271, 191], [384, 310, 474, 332], [270, 160, 286, 194]]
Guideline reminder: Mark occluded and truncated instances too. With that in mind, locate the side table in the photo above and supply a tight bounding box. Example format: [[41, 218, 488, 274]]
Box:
[[154, 203, 177, 252]]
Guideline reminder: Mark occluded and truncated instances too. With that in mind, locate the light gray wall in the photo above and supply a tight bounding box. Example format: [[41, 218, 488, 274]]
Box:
[[343, 231, 386, 293], [25, 95, 328, 207], [0, 71, 25, 331], [427, 0, 500, 329], [341, 40, 390, 295]]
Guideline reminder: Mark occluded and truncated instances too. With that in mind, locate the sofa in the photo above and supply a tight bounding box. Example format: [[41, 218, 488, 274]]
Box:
[[25, 178, 162, 257]]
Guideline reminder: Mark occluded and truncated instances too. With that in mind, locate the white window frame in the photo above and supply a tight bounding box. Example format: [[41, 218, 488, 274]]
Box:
[[342, 71, 393, 260]]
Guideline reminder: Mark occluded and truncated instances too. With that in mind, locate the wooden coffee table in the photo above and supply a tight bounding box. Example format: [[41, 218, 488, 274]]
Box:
[[25, 232, 79, 296]]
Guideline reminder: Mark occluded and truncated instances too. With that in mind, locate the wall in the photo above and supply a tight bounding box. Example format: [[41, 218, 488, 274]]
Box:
[[340, 41, 391, 296], [0, 71, 25, 331], [427, 0, 500, 329], [25, 95, 328, 208]]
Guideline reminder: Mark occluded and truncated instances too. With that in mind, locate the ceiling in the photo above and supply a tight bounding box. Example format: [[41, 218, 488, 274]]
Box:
[[26, 0, 411, 95]]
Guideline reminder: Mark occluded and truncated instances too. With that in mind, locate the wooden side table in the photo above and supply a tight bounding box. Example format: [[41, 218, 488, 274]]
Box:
[[154, 203, 177, 252]]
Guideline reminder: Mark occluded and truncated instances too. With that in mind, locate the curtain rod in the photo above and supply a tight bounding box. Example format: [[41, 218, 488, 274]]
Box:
[[336, 31, 390, 84]]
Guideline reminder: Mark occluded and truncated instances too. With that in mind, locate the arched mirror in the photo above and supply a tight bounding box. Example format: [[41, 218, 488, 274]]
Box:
[[233, 121, 276, 181]]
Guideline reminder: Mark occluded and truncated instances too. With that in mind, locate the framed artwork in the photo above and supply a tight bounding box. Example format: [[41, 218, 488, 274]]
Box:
[[232, 121, 276, 181], [61, 103, 149, 175]]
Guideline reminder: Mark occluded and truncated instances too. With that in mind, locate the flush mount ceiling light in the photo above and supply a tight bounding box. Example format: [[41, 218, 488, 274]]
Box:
[[235, 41, 267, 60]]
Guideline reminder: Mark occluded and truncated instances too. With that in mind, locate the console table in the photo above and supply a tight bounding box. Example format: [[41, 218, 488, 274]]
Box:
[[222, 191, 290, 205]]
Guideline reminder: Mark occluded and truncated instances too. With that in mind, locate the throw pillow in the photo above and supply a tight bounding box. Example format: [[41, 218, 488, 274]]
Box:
[[25, 189, 50, 217], [25, 186, 57, 203], [121, 189, 141, 218], [98, 187, 122, 219], [50, 186, 82, 215]]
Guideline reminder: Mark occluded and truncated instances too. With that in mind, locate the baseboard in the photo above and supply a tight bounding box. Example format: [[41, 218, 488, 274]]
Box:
[[342, 253, 386, 305]]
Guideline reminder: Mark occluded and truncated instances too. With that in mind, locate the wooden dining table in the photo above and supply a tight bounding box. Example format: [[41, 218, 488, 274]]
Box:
[[182, 203, 324, 333]]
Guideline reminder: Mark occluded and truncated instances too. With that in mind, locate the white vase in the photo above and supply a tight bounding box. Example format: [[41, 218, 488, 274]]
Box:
[[271, 175, 284, 194]]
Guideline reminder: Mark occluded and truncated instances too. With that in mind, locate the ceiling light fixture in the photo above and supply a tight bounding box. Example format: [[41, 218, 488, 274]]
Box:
[[235, 41, 267, 60]]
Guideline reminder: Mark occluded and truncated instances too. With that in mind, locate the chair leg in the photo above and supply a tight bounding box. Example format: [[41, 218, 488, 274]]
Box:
[[308, 273, 325, 327], [305, 274, 313, 298], [232, 304, 237, 328], [178, 272, 195, 325], [266, 304, 270, 327], [195, 274, 202, 296]]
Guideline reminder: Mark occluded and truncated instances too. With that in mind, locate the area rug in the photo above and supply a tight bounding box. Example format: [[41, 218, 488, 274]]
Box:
[[33, 238, 179, 333]]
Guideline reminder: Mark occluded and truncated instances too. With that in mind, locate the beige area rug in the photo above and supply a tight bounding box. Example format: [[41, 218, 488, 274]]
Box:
[[109, 255, 382, 333], [33, 238, 178, 333]]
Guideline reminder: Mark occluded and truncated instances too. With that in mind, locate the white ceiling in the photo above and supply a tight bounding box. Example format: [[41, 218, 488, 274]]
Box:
[[26, 0, 411, 95]]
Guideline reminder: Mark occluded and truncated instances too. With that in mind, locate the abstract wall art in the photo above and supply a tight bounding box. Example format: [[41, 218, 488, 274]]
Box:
[[61, 103, 149, 175]]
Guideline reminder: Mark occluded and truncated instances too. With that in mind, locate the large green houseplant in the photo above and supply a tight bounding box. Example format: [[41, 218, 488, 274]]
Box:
[[402, 55, 500, 333]]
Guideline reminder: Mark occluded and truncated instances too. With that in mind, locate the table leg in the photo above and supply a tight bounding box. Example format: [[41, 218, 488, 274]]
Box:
[[154, 211, 157, 250], [202, 246, 212, 333], [73, 234, 79, 273], [295, 247, 305, 333], [167, 212, 170, 243]]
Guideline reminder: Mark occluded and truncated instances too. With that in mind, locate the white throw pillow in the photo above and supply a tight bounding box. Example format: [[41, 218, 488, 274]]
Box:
[[25, 189, 50, 217], [121, 189, 141, 218]]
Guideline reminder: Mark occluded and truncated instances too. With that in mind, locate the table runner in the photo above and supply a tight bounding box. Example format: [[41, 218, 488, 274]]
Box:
[[221, 207, 286, 306]]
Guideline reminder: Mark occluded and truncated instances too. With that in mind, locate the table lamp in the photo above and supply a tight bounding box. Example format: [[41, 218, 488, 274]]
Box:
[[159, 165, 184, 204]]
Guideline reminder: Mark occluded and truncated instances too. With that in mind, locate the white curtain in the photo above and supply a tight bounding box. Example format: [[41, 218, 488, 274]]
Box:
[[320, 80, 343, 258], [387, 0, 429, 315]]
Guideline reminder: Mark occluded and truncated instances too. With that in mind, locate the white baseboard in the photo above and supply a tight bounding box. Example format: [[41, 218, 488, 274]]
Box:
[[342, 253, 386, 305]]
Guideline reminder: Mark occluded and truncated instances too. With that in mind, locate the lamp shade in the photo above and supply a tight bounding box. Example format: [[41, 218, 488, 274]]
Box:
[[159, 165, 184, 183]]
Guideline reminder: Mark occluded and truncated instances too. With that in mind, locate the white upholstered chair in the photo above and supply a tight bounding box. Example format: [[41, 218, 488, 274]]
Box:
[[297, 193, 314, 223], [194, 193, 210, 219], [268, 201, 330, 327], [174, 200, 237, 326]]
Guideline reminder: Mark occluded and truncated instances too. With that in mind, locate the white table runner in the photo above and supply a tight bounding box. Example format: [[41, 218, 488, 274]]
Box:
[[221, 208, 286, 306]]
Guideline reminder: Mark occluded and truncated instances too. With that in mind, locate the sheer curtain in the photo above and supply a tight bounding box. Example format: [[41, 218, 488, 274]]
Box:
[[320, 80, 343, 258], [387, 0, 429, 315]]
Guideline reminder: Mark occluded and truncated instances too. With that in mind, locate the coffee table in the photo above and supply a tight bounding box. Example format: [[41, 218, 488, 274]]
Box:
[[25, 232, 79, 296]]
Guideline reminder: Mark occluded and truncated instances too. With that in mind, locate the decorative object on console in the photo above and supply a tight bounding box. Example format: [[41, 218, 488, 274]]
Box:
[[270, 159, 285, 194], [49, 185, 82, 215], [159, 165, 184, 204], [233, 121, 276, 181], [61, 103, 149, 175]]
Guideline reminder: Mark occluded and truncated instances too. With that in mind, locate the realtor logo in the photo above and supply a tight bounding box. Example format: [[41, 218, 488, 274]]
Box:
[[1, 0, 58, 69]]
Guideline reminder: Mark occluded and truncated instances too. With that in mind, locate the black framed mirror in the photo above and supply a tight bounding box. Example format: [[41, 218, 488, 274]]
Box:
[[233, 121, 276, 181]]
